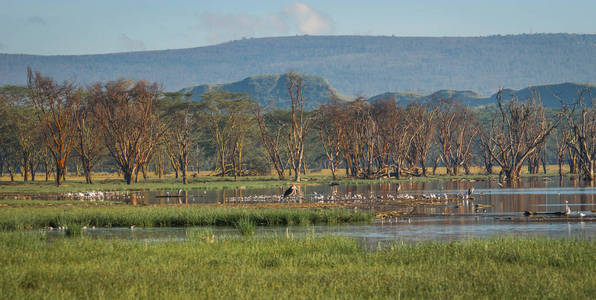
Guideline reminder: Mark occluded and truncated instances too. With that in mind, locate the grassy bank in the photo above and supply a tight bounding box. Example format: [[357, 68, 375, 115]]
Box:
[[0, 206, 373, 230], [0, 166, 567, 194], [0, 233, 593, 299]]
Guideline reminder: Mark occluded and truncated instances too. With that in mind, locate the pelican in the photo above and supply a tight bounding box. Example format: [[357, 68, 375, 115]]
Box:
[[283, 184, 298, 198]]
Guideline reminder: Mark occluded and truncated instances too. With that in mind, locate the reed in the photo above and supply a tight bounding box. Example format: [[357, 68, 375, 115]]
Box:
[[0, 206, 374, 230]]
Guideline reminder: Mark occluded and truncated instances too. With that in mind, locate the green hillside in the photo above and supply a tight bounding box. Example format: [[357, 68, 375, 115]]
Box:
[[369, 82, 596, 108], [180, 73, 351, 110]]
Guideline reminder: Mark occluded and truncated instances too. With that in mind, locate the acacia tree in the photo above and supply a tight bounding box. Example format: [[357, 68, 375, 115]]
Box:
[[436, 99, 478, 176], [561, 89, 596, 181], [484, 89, 560, 182], [91, 79, 165, 184], [162, 92, 201, 184], [254, 106, 288, 180], [201, 89, 253, 179], [316, 98, 346, 180], [409, 103, 436, 176], [27, 68, 76, 186], [72, 90, 102, 184], [286, 73, 311, 181]]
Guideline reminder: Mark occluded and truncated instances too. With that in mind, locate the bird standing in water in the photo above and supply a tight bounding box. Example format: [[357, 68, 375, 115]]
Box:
[[396, 183, 401, 193], [564, 200, 571, 215], [283, 184, 298, 198], [467, 186, 475, 198]]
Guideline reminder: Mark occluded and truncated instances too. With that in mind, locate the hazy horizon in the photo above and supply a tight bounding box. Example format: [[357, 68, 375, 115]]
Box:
[[2, 0, 596, 55]]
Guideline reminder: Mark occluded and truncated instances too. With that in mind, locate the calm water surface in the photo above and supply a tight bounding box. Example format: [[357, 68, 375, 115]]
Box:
[[34, 177, 596, 242]]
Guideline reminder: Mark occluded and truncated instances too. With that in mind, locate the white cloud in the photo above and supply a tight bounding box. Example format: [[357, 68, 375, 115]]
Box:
[[118, 34, 146, 51], [283, 2, 334, 35], [196, 2, 334, 44]]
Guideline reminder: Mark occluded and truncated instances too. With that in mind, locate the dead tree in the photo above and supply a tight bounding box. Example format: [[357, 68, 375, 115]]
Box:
[[485, 89, 560, 182], [436, 100, 478, 176], [27, 68, 76, 186], [561, 89, 596, 181]]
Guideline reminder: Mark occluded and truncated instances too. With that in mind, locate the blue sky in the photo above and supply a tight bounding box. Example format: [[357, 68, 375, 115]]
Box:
[[1, 0, 595, 55]]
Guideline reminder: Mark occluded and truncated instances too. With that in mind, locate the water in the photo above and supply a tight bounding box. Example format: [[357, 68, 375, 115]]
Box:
[[13, 176, 596, 242], [44, 219, 595, 247], [127, 177, 595, 216]]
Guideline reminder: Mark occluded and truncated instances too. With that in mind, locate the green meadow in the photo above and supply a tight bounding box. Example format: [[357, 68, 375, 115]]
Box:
[[0, 233, 593, 299]]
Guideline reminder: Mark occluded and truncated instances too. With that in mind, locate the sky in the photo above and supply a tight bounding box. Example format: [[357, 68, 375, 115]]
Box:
[[1, 0, 595, 55]]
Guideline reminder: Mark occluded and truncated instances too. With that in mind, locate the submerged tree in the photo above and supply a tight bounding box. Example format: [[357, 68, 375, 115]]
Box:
[[561, 89, 596, 181], [484, 89, 560, 182]]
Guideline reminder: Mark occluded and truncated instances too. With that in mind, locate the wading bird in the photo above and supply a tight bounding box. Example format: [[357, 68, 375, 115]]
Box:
[[467, 186, 475, 198], [396, 183, 401, 193], [283, 184, 298, 198]]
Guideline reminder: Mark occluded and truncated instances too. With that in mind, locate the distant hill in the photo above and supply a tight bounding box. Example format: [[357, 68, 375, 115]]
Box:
[[180, 73, 351, 110], [368, 82, 596, 108], [1, 34, 596, 96]]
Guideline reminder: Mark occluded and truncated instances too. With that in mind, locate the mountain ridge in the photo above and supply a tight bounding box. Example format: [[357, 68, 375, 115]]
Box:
[[2, 34, 595, 96], [180, 74, 595, 109]]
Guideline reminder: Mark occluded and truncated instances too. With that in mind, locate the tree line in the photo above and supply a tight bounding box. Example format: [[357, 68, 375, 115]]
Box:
[[0, 69, 594, 186]]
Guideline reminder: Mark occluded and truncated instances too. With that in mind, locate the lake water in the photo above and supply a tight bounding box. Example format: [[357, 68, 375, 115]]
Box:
[[40, 176, 596, 243]]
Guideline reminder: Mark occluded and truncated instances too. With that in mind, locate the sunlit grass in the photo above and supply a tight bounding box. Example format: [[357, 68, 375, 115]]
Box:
[[0, 233, 592, 299], [0, 206, 374, 230]]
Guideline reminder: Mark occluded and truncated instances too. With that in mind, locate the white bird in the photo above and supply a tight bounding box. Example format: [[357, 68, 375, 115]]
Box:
[[564, 201, 571, 215]]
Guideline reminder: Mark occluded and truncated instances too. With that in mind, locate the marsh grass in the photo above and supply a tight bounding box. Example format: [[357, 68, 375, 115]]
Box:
[[0, 206, 374, 230], [235, 217, 256, 236], [65, 224, 83, 237], [0, 233, 592, 299]]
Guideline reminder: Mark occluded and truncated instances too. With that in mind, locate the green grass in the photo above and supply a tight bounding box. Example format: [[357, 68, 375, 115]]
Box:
[[0, 206, 373, 230], [235, 217, 256, 236], [0, 233, 593, 299]]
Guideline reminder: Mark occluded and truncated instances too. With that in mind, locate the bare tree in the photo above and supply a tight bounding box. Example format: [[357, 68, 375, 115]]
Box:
[[484, 89, 560, 182], [561, 89, 596, 180], [436, 99, 478, 176], [27, 68, 76, 186]]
